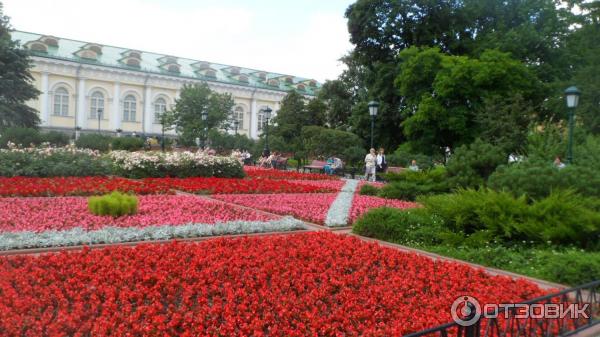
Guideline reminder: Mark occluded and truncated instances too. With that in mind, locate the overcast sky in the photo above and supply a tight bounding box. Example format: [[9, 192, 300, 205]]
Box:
[[3, 0, 355, 82]]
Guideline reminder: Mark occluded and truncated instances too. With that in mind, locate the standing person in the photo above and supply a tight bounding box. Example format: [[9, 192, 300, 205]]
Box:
[[364, 148, 377, 182], [376, 148, 387, 179]]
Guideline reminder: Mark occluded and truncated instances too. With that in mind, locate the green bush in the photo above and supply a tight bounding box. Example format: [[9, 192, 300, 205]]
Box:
[[379, 166, 450, 201], [0, 127, 42, 148], [359, 184, 380, 196], [88, 192, 138, 217], [446, 139, 507, 188], [353, 207, 450, 246], [75, 134, 112, 152], [111, 137, 145, 151], [0, 146, 113, 177], [387, 144, 436, 169], [420, 189, 600, 249], [301, 126, 364, 159], [488, 161, 600, 199], [41, 131, 70, 146]]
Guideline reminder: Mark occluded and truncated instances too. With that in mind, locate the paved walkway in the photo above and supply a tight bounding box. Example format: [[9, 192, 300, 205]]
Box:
[[325, 179, 359, 227]]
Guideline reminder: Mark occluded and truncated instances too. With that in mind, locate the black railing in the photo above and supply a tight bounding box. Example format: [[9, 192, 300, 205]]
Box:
[[404, 280, 600, 337]]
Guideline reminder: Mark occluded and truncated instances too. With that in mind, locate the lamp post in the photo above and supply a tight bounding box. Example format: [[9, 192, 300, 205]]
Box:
[[263, 106, 272, 157], [97, 108, 103, 134], [233, 120, 239, 135], [201, 109, 208, 150], [564, 86, 581, 164], [367, 101, 379, 149]]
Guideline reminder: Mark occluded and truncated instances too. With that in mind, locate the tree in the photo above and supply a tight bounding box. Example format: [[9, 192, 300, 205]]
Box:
[[0, 3, 40, 128], [397, 48, 543, 154], [170, 83, 234, 145], [317, 79, 354, 128]]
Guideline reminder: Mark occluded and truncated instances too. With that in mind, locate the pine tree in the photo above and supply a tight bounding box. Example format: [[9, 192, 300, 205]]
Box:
[[0, 2, 40, 128]]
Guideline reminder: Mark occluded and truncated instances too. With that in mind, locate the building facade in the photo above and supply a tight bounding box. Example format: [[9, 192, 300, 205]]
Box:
[[12, 31, 320, 139]]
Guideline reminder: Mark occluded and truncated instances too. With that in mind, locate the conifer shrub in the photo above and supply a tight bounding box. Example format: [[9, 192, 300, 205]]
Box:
[[88, 192, 138, 217]]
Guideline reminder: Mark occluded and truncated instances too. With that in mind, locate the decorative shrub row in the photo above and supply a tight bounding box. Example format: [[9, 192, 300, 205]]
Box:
[[88, 192, 138, 217], [110, 150, 244, 178]]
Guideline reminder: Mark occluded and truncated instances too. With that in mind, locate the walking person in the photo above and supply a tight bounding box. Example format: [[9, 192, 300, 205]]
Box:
[[364, 148, 377, 182]]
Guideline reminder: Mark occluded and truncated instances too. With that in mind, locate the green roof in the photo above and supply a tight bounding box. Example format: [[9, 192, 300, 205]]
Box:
[[11, 30, 321, 96]]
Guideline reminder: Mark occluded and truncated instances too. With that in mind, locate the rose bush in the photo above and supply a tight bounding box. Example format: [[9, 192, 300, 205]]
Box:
[[0, 232, 547, 336], [0, 195, 277, 233], [110, 151, 244, 178]]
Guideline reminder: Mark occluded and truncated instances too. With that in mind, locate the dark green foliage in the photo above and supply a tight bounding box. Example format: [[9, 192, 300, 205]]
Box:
[[75, 134, 112, 152], [379, 166, 450, 201], [0, 5, 40, 128], [41, 131, 70, 147], [359, 184, 379, 196], [0, 150, 113, 177], [0, 128, 70, 147], [88, 192, 138, 217], [208, 130, 255, 153], [111, 137, 144, 151], [446, 139, 507, 188], [170, 83, 234, 146], [301, 126, 363, 159], [353, 207, 449, 247], [488, 161, 600, 199], [386, 143, 439, 169], [421, 189, 600, 249], [342, 146, 365, 167]]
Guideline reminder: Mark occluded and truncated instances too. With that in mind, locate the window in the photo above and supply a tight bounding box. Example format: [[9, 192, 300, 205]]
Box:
[[123, 95, 137, 122], [154, 98, 167, 123], [53, 87, 69, 116], [90, 92, 104, 119], [233, 106, 244, 129], [257, 107, 270, 131]]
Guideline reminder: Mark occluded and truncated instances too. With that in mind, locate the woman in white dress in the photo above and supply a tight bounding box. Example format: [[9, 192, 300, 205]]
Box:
[[364, 148, 377, 182]]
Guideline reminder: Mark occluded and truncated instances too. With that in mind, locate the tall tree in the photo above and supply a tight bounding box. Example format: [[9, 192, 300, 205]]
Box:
[[0, 3, 40, 128], [317, 79, 354, 128], [170, 83, 234, 145]]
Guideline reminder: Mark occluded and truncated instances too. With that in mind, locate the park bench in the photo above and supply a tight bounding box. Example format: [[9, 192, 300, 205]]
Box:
[[302, 160, 327, 173], [386, 166, 405, 174]]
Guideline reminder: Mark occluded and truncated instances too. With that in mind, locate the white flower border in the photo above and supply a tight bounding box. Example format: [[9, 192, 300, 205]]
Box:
[[0, 217, 306, 250], [325, 179, 359, 227]]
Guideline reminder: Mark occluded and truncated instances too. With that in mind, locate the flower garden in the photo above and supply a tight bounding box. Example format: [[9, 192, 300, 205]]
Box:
[[0, 146, 564, 335]]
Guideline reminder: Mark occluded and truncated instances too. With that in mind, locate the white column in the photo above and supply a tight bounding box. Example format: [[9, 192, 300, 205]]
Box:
[[112, 82, 121, 130], [77, 78, 86, 129], [144, 86, 153, 134], [250, 98, 258, 139], [40, 72, 49, 126]]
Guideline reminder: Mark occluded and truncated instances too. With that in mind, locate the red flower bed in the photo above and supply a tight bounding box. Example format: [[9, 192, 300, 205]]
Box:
[[214, 193, 337, 224], [244, 166, 340, 180], [145, 177, 335, 194], [0, 195, 277, 233], [0, 232, 547, 336], [0, 177, 170, 197]]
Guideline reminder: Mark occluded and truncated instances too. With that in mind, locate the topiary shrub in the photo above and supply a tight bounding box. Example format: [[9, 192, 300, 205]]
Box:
[[111, 137, 145, 151], [379, 166, 450, 201], [359, 184, 380, 196], [40, 131, 70, 146], [76, 134, 112, 152], [0, 127, 42, 148], [88, 192, 138, 217], [446, 139, 507, 188]]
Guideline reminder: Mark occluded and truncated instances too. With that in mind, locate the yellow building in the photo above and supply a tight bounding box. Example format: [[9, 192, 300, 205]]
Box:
[[12, 31, 320, 139]]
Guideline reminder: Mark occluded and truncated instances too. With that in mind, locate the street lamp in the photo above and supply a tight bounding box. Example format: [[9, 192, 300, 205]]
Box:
[[233, 119, 239, 135], [263, 106, 272, 157], [564, 86, 581, 164], [97, 108, 103, 134], [201, 110, 208, 150], [367, 101, 379, 149]]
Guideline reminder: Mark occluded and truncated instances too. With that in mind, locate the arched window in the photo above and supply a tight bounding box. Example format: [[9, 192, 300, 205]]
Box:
[[123, 95, 137, 122], [154, 98, 167, 123], [258, 106, 270, 131], [90, 91, 104, 119], [233, 106, 244, 129], [53, 87, 69, 116]]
